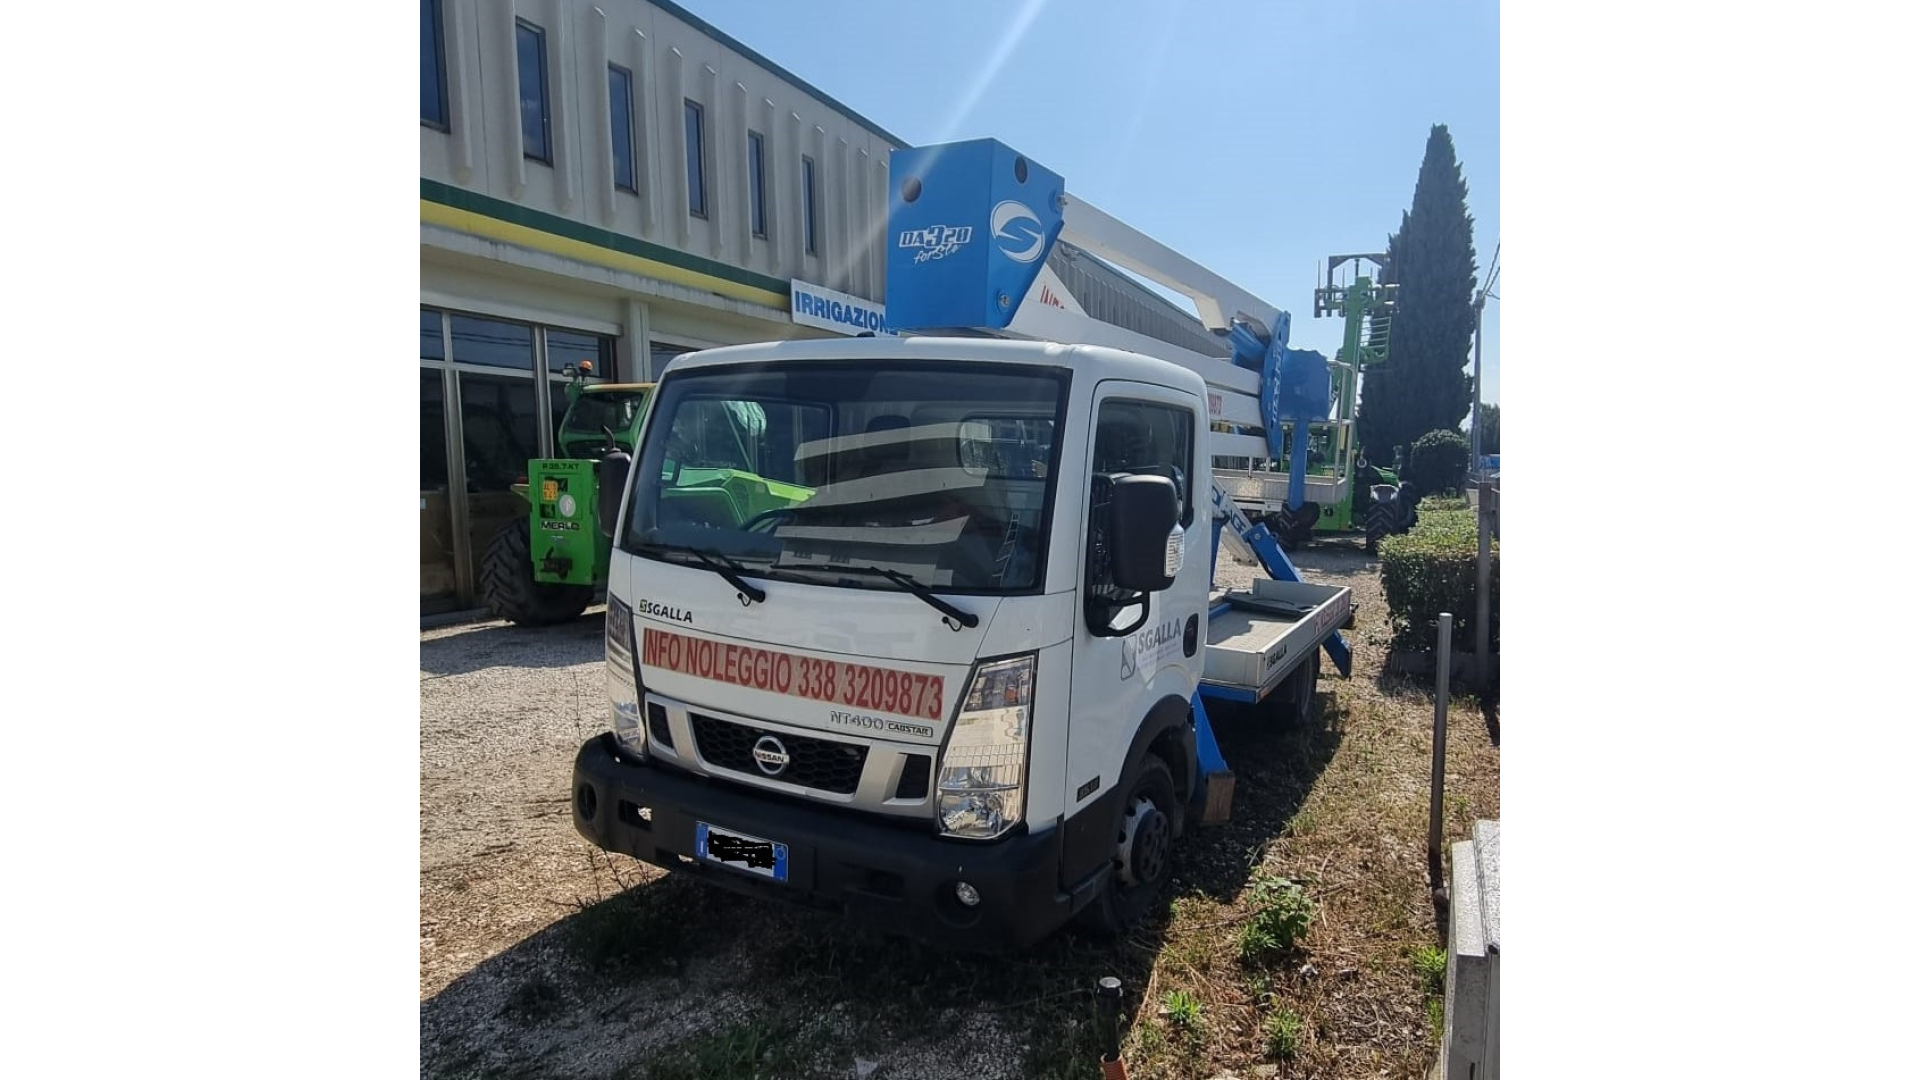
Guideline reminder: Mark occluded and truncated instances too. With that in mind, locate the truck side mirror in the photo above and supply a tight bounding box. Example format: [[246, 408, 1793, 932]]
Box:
[[1109, 475, 1179, 593], [596, 451, 632, 539]]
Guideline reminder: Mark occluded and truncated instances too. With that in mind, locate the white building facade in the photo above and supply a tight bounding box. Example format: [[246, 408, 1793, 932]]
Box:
[[420, 0, 901, 612]]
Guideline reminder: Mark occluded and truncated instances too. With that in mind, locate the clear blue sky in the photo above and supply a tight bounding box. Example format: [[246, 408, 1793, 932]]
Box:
[[676, 0, 1500, 407]]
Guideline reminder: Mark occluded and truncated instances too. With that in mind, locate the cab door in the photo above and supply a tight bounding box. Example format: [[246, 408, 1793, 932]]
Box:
[[1062, 381, 1208, 817]]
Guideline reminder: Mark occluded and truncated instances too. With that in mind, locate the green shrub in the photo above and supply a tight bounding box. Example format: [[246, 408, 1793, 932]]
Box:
[[1162, 988, 1202, 1029], [1407, 509, 1477, 540], [1418, 495, 1469, 512], [1236, 922, 1277, 963], [1381, 511, 1498, 654], [1263, 1007, 1304, 1059], [1405, 429, 1470, 497], [1238, 874, 1314, 962], [1413, 945, 1448, 994]]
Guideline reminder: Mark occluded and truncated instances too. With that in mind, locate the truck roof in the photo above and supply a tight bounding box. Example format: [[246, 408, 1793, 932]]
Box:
[[662, 336, 1208, 398]]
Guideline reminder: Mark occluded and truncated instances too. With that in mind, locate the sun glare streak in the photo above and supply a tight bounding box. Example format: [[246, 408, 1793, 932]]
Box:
[[933, 0, 1053, 144], [1113, 0, 1184, 190], [849, 0, 1055, 291]]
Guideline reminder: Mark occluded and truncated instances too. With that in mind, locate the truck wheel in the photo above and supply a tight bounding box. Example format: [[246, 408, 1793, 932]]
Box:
[[480, 520, 594, 626], [1081, 754, 1178, 936]]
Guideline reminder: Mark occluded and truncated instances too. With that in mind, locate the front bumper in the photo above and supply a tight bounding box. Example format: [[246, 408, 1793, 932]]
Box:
[[571, 734, 1100, 951]]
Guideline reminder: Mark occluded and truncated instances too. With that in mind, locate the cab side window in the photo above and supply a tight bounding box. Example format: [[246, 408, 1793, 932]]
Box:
[[1091, 399, 1194, 526]]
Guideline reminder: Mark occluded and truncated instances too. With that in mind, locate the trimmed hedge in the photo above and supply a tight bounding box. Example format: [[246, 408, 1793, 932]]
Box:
[[1405, 429, 1470, 497], [1380, 509, 1499, 655]]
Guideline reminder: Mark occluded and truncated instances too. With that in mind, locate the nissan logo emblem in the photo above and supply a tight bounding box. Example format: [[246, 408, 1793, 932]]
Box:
[[751, 735, 791, 776]]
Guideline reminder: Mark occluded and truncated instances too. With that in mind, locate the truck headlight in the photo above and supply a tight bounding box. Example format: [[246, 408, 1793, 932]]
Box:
[[605, 596, 646, 758], [936, 655, 1034, 839]]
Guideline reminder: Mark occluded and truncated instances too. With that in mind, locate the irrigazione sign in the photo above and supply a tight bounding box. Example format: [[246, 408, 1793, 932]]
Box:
[[789, 279, 894, 336]]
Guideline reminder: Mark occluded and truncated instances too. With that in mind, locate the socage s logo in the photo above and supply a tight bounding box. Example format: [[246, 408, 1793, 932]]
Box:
[[990, 200, 1046, 264]]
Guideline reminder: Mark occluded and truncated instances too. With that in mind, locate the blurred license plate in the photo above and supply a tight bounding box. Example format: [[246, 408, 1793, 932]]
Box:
[[695, 822, 789, 882]]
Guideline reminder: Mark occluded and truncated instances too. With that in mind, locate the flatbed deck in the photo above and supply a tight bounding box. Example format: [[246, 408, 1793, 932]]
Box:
[[1199, 578, 1353, 705]]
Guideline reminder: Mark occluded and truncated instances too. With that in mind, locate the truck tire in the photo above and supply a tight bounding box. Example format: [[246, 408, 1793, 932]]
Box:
[[480, 520, 594, 626], [1080, 753, 1178, 936]]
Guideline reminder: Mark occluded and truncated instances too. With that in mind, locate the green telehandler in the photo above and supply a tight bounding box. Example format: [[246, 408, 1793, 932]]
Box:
[[479, 362, 654, 626]]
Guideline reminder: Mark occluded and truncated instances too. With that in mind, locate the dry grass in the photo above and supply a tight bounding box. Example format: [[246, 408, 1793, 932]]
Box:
[[1116, 694, 1497, 1076], [1109, 543, 1500, 1079]]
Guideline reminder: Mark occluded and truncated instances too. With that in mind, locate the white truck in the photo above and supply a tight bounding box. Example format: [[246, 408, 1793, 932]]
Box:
[[569, 139, 1354, 948]]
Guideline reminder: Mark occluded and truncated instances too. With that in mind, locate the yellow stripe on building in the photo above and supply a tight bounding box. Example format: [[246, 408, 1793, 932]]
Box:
[[421, 201, 790, 310]]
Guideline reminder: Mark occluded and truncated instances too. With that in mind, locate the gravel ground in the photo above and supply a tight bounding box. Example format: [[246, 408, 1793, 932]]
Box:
[[419, 539, 1496, 1079], [420, 612, 615, 1000]]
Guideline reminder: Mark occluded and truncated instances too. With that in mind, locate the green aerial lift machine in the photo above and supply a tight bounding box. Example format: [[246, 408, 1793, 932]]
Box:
[[1311, 253, 1418, 552], [1221, 253, 1415, 552]]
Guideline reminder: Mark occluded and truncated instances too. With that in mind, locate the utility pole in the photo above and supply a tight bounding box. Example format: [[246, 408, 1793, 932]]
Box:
[[1469, 243, 1499, 482], [1469, 298, 1484, 471], [1470, 245, 1498, 692]]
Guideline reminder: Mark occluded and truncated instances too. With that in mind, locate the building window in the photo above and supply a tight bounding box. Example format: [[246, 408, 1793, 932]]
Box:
[[449, 314, 535, 369], [802, 155, 818, 255], [517, 20, 550, 164], [545, 328, 616, 375], [650, 341, 698, 381], [546, 329, 618, 452], [747, 131, 768, 238], [421, 308, 446, 362], [422, 0, 448, 129], [684, 100, 707, 217], [609, 65, 637, 193]]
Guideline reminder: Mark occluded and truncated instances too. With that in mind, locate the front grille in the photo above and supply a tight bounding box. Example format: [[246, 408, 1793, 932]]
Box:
[[689, 713, 868, 794]]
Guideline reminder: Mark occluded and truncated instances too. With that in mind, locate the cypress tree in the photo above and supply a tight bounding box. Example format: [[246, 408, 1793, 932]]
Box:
[[1356, 124, 1478, 465]]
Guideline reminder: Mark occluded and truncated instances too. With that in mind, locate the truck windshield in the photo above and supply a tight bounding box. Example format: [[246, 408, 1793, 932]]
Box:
[[622, 360, 1069, 595]]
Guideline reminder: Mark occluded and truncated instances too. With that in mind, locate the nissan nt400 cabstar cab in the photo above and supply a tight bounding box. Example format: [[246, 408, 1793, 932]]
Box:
[[571, 336, 1218, 949]]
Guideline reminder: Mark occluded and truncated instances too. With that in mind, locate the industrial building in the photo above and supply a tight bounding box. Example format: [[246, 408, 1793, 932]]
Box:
[[421, 0, 1223, 613]]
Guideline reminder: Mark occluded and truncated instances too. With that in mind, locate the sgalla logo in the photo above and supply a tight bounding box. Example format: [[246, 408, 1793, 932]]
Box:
[[635, 599, 694, 624]]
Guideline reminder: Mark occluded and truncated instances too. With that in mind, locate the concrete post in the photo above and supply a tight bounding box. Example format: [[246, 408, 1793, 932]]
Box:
[[1428, 612, 1452, 888], [619, 298, 651, 381], [1441, 820, 1500, 1079]]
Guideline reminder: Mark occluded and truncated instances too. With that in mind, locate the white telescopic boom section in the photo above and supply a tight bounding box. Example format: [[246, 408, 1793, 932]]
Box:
[[1057, 195, 1284, 341]]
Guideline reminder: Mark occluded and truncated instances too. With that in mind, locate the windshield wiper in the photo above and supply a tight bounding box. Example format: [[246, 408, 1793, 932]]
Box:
[[638, 542, 767, 606], [872, 566, 981, 631], [778, 563, 979, 631]]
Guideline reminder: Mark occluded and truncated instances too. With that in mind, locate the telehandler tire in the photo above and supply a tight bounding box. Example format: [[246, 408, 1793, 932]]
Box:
[[480, 520, 594, 626], [1365, 501, 1397, 554]]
